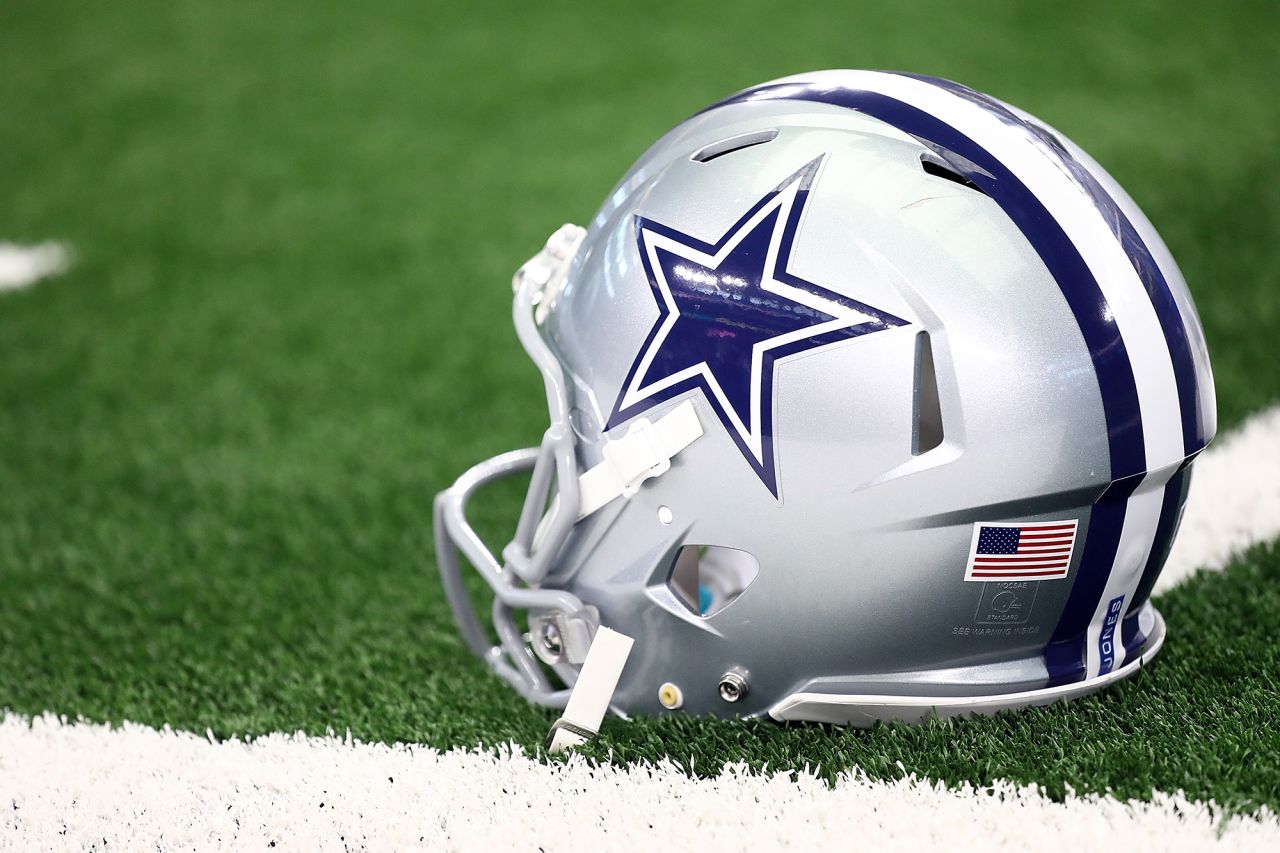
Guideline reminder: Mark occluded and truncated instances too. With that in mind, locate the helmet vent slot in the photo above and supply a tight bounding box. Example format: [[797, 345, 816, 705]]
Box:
[[913, 331, 944, 455], [691, 129, 779, 163], [919, 154, 985, 194], [668, 545, 760, 618]]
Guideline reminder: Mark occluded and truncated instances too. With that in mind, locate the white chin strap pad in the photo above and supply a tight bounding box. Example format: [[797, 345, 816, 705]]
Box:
[[543, 405, 698, 751], [546, 627, 634, 754], [575, 400, 703, 521]]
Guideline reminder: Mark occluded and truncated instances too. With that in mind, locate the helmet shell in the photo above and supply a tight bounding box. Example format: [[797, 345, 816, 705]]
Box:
[[535, 71, 1214, 718]]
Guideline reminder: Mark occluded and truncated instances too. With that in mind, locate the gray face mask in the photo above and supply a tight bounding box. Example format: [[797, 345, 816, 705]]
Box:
[[434, 70, 1216, 750]]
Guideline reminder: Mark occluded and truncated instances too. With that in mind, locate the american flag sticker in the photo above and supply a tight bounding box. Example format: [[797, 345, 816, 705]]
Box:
[[963, 520, 1079, 582]]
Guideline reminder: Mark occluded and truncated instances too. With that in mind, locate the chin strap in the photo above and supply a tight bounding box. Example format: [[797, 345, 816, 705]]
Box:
[[538, 403, 701, 751], [545, 627, 635, 754], [575, 399, 704, 520], [532, 399, 705, 549]]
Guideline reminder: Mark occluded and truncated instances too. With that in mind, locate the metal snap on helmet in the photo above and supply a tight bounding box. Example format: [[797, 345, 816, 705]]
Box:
[[434, 70, 1215, 751]]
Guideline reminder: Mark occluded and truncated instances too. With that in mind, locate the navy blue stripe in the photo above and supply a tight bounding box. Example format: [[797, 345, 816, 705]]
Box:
[[1119, 612, 1144, 655], [704, 81, 1147, 478], [1043, 475, 1143, 686], [895, 73, 1207, 455]]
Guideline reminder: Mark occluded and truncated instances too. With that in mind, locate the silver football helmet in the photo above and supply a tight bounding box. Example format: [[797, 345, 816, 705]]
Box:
[[434, 70, 1215, 746]]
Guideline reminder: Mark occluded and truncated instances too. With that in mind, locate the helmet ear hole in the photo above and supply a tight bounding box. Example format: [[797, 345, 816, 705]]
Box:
[[667, 545, 760, 618]]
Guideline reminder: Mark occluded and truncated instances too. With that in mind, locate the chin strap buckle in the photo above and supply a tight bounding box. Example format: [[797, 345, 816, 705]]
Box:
[[575, 400, 704, 520], [531, 400, 704, 548], [545, 626, 634, 754], [529, 607, 600, 666]]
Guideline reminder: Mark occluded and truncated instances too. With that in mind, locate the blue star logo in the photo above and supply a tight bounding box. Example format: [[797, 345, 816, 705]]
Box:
[[607, 156, 907, 496]]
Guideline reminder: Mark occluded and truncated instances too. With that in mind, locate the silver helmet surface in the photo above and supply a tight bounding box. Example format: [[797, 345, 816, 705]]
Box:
[[434, 70, 1215, 739]]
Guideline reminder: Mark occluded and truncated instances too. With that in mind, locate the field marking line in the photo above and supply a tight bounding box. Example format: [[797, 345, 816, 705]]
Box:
[[0, 241, 72, 292], [1, 713, 1276, 851]]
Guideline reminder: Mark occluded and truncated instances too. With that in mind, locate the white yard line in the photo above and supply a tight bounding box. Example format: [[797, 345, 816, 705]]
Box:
[[0, 714, 1275, 852], [0, 241, 72, 292], [0, 408, 1276, 851]]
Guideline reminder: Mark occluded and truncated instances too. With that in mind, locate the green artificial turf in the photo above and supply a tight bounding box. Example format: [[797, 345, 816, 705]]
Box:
[[1, 0, 1278, 815]]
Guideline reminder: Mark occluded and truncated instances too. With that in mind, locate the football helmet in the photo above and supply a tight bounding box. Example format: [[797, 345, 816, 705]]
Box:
[[434, 70, 1215, 747]]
